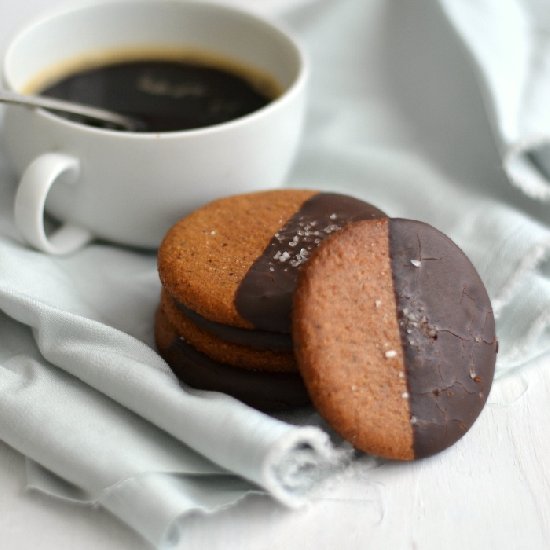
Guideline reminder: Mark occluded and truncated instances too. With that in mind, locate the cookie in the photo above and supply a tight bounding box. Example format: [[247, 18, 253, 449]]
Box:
[[158, 189, 385, 337], [293, 218, 497, 460], [160, 289, 296, 372], [155, 307, 309, 411]]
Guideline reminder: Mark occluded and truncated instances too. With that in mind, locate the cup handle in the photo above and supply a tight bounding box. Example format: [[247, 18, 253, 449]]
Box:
[[14, 152, 93, 255]]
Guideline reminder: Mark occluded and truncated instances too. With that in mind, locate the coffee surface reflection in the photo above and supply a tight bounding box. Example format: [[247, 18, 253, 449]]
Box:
[[37, 56, 278, 132]]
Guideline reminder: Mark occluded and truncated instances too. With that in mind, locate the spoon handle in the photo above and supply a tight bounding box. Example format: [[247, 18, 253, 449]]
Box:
[[0, 89, 140, 131]]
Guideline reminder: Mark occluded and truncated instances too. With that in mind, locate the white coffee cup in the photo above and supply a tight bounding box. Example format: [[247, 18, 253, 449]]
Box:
[[2, 0, 307, 254]]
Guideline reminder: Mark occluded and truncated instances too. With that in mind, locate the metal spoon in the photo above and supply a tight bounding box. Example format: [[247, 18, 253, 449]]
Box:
[[0, 89, 143, 132]]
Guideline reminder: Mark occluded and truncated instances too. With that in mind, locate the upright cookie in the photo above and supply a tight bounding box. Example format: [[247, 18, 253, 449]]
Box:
[[293, 218, 497, 460]]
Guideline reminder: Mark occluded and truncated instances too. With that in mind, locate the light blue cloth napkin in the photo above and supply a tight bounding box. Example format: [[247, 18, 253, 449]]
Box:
[[440, 0, 550, 201], [1, 0, 550, 547], [0, 167, 350, 546]]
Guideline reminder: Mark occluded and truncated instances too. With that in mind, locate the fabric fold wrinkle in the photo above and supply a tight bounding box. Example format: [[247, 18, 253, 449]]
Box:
[[0, 233, 349, 547], [440, 0, 550, 200]]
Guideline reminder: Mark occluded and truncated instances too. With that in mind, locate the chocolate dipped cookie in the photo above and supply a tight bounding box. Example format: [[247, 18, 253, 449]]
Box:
[[293, 218, 497, 460]]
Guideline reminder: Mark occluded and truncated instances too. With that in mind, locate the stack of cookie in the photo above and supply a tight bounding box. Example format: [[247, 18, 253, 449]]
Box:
[[156, 188, 498, 460], [156, 189, 384, 411]]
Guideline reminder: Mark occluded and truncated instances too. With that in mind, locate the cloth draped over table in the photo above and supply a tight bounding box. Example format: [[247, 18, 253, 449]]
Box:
[[1, 0, 550, 547]]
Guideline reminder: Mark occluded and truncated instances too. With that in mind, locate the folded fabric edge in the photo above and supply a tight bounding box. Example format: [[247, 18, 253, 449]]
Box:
[[25, 458, 94, 504], [495, 304, 550, 374], [504, 138, 550, 201], [261, 426, 354, 508], [491, 232, 550, 317], [156, 491, 264, 550], [25, 477, 261, 550], [477, 214, 550, 373], [437, 0, 548, 205], [25, 458, 263, 548]]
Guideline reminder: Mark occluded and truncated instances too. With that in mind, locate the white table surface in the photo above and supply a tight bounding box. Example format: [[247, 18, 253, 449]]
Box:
[[1, 1, 550, 549]]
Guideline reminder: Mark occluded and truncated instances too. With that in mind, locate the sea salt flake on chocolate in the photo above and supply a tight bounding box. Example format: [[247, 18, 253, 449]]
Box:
[[289, 248, 310, 268], [288, 235, 299, 247], [273, 251, 290, 263], [323, 223, 341, 234], [410, 259, 421, 267]]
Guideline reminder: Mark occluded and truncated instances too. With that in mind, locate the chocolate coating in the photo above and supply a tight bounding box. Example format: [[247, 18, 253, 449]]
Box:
[[155, 308, 309, 411], [389, 219, 497, 458], [174, 299, 292, 352], [235, 193, 385, 332], [161, 289, 296, 372]]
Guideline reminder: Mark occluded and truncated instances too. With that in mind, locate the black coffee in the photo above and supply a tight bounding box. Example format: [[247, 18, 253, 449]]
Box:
[[37, 56, 277, 132]]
